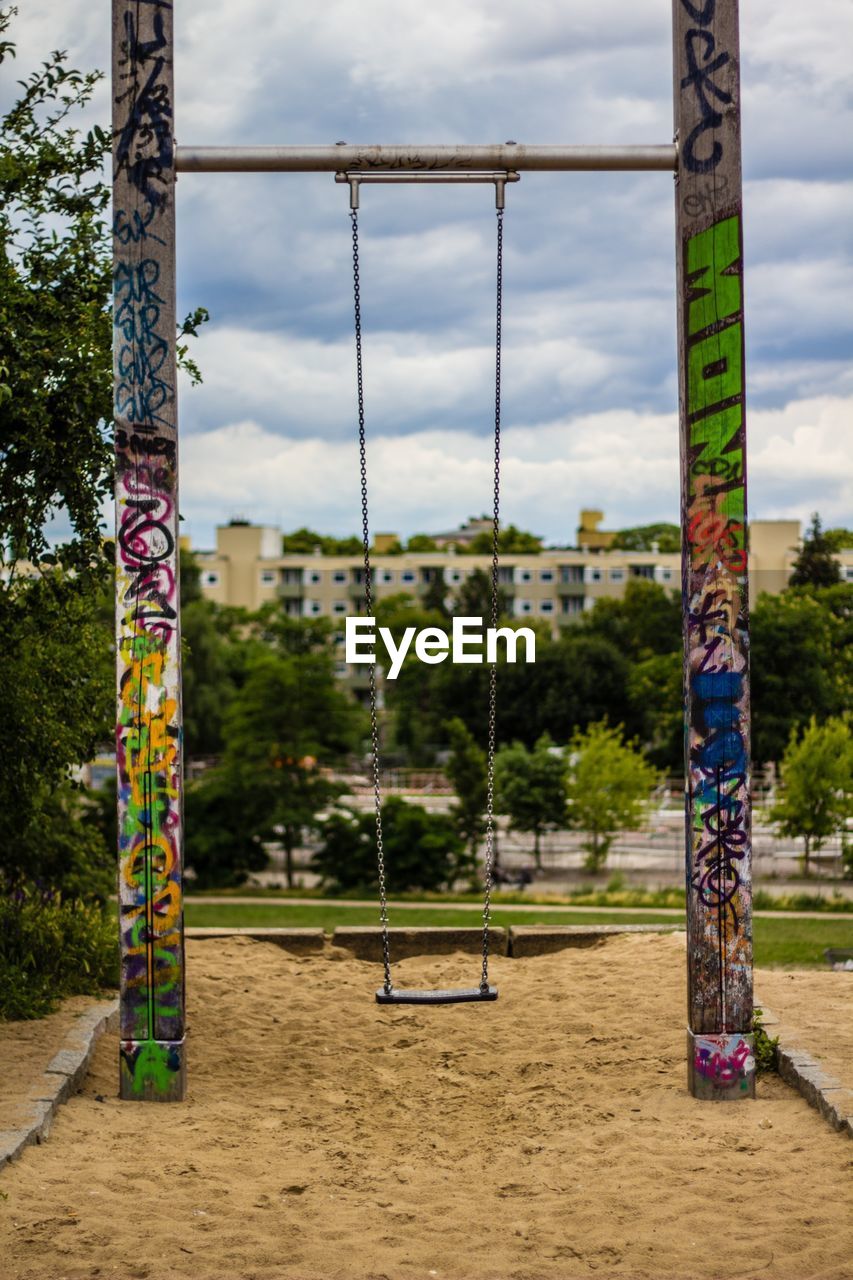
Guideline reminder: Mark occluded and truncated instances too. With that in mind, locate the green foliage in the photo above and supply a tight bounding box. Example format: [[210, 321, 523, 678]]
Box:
[[752, 1008, 779, 1075], [789, 513, 842, 589], [444, 717, 487, 869], [566, 720, 658, 871], [312, 798, 464, 893], [280, 526, 362, 555], [627, 650, 682, 768], [451, 567, 512, 620], [610, 522, 680, 553], [0, 573, 113, 894], [0, 890, 117, 1020], [771, 717, 853, 873], [421, 572, 450, 617], [751, 587, 850, 764], [580, 579, 681, 661], [405, 534, 438, 552], [460, 523, 543, 555], [185, 647, 364, 887], [494, 734, 567, 866]]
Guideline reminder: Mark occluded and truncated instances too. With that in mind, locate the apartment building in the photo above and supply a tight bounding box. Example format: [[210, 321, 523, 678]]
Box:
[[194, 515, 838, 628]]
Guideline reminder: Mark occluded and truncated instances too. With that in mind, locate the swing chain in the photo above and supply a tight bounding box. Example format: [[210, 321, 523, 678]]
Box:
[[351, 209, 392, 995], [481, 206, 503, 992]]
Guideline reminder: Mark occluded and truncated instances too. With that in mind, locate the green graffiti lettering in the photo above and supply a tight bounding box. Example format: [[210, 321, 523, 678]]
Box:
[[687, 322, 742, 416], [689, 403, 743, 481], [686, 214, 741, 336]]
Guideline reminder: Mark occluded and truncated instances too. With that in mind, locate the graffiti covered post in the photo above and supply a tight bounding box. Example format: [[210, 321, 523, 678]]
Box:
[[112, 0, 186, 1101], [673, 0, 754, 1099]]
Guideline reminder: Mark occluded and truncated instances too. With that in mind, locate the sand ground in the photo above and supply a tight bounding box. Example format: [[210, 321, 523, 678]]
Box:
[[1, 934, 852, 1280]]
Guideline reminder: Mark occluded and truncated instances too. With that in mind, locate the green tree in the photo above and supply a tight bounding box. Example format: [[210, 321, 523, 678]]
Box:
[[627, 650, 683, 769], [0, 14, 205, 901], [421, 572, 450, 617], [463, 523, 542, 555], [580, 579, 681, 661], [771, 717, 853, 875], [405, 534, 438, 552], [610, 523, 680, 553], [751, 589, 844, 763], [789, 514, 841, 589], [444, 717, 487, 875], [185, 650, 363, 888], [451, 567, 512, 620], [565, 721, 657, 872], [312, 798, 463, 893], [494, 734, 567, 867]]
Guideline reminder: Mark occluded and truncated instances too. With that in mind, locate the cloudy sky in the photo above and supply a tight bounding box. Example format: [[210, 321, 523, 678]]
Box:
[[9, 1, 853, 548]]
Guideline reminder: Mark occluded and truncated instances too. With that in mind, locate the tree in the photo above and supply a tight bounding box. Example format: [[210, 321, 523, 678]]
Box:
[[565, 721, 657, 872], [444, 717, 487, 876], [751, 589, 844, 763], [405, 534, 438, 552], [771, 717, 853, 875], [462, 523, 543, 555], [421, 572, 450, 617], [580, 579, 681, 661], [627, 650, 683, 769], [0, 14, 205, 898], [184, 649, 363, 888], [451, 567, 512, 621], [610, 523, 680, 553], [494, 734, 567, 867], [790, 514, 841, 589], [312, 798, 464, 893]]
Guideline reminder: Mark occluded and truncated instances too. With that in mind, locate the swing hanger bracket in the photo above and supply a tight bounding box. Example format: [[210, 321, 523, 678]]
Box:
[[336, 169, 520, 210]]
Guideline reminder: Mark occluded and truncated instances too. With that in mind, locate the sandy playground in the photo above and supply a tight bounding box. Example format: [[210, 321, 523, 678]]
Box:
[[1, 933, 852, 1280]]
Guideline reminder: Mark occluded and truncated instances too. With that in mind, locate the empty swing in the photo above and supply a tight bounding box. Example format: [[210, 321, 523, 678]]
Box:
[[342, 168, 516, 1006]]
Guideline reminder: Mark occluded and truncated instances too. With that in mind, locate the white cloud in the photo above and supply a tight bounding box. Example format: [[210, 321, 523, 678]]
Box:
[[178, 395, 853, 549]]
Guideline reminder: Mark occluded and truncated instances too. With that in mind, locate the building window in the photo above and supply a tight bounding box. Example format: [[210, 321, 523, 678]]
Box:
[[660, 568, 673, 582], [518, 569, 533, 583], [609, 569, 624, 582], [203, 571, 220, 587], [260, 570, 277, 586], [333, 570, 347, 584], [845, 566, 853, 581], [584, 567, 602, 583], [561, 596, 584, 615], [281, 568, 302, 585], [540, 599, 555, 614], [308, 570, 322, 583], [516, 599, 533, 615], [381, 569, 395, 584], [631, 564, 655, 579], [401, 570, 416, 584], [498, 566, 515, 584], [539, 569, 554, 583], [332, 601, 348, 615], [307, 600, 322, 616], [560, 565, 583, 584], [445, 569, 463, 584]]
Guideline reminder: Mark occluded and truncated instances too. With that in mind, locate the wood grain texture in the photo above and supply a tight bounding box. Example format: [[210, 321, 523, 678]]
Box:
[[672, 0, 752, 1045], [112, 0, 185, 1100]]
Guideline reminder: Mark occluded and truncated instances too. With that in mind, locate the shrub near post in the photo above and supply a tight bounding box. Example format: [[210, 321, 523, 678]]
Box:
[[112, 0, 186, 1101], [673, 0, 754, 1100]]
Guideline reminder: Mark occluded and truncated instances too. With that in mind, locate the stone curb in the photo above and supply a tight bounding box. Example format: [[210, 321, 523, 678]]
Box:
[[186, 926, 325, 952], [758, 1002, 852, 1139], [509, 924, 684, 956], [332, 926, 508, 961], [0, 997, 118, 1173]]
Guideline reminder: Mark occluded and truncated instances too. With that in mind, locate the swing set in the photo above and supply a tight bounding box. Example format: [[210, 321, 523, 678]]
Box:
[[113, 0, 754, 1101]]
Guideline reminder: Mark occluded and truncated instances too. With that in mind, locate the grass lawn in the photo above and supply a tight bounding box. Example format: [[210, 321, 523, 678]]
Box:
[[184, 901, 853, 969]]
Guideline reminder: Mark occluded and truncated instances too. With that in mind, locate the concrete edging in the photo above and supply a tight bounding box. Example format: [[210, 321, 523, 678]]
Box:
[[186, 926, 325, 952], [509, 923, 684, 956], [756, 1003, 852, 1138], [0, 997, 119, 1172], [332, 926, 508, 961]]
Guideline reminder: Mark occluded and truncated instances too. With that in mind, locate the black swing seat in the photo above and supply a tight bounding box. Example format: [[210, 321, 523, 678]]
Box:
[[376, 986, 498, 1005]]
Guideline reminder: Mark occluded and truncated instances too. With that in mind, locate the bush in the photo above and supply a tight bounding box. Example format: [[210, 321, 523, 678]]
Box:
[[313, 798, 464, 894], [0, 889, 118, 1020]]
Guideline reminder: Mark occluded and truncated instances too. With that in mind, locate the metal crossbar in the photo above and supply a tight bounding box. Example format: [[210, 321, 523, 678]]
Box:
[[175, 143, 677, 174]]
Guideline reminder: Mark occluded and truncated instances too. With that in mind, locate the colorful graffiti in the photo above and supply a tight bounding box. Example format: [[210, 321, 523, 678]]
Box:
[[675, 0, 752, 1086], [113, 0, 184, 1101], [682, 209, 751, 1038], [690, 1032, 755, 1100]]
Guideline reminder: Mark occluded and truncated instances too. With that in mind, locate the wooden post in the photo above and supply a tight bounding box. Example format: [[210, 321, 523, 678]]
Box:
[[112, 0, 186, 1101], [672, 0, 754, 1099]]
